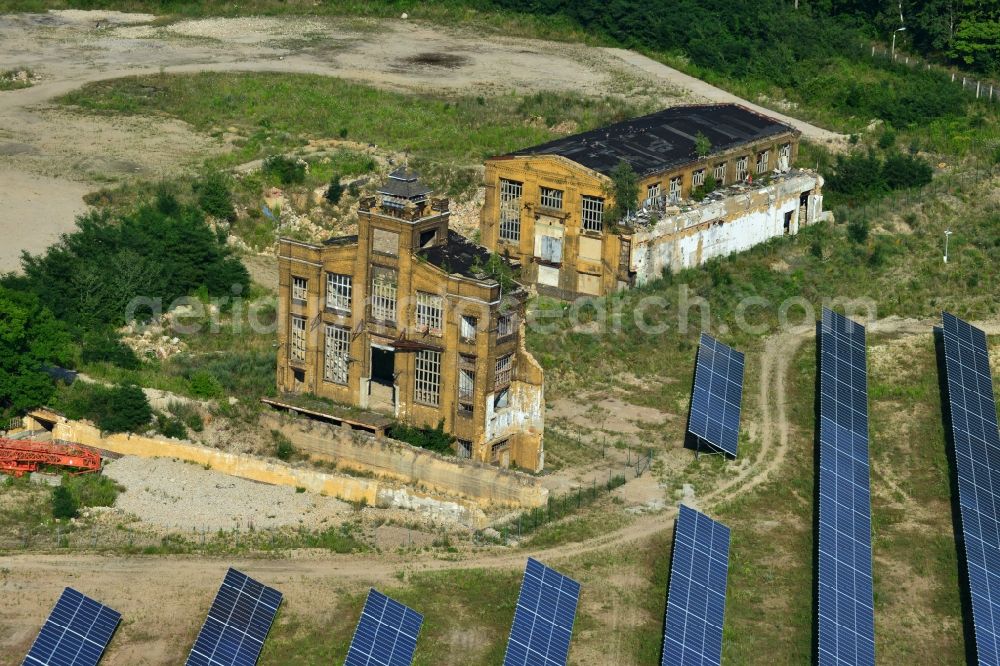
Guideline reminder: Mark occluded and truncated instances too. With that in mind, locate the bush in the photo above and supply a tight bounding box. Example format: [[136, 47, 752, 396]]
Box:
[[324, 177, 344, 204], [188, 371, 224, 399], [847, 216, 870, 244], [877, 128, 897, 151], [156, 412, 188, 439], [194, 171, 236, 221], [263, 155, 306, 185], [387, 420, 455, 455], [271, 430, 295, 461], [168, 401, 204, 432], [58, 382, 152, 433], [81, 331, 141, 370], [882, 153, 933, 190], [51, 485, 78, 519], [64, 473, 120, 508]]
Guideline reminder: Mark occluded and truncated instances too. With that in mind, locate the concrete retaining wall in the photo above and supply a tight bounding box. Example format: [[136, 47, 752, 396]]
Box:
[[48, 419, 487, 527], [262, 412, 548, 509]]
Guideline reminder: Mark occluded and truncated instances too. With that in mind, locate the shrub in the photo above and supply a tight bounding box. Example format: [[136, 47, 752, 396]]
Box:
[[64, 473, 120, 508], [263, 155, 306, 185], [877, 127, 897, 151], [387, 420, 455, 455], [324, 177, 344, 204], [168, 401, 204, 432], [194, 171, 236, 221], [81, 331, 141, 370], [271, 430, 295, 461], [51, 485, 78, 519], [188, 371, 224, 399], [882, 153, 933, 190], [59, 382, 152, 433], [156, 412, 188, 439], [847, 216, 870, 244]]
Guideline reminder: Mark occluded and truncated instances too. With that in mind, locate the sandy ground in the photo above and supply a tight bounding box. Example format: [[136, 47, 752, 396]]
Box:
[[0, 9, 845, 273]]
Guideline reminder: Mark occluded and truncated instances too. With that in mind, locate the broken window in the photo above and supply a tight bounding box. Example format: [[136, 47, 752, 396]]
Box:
[[581, 195, 604, 234], [756, 150, 770, 174], [779, 143, 791, 170], [497, 313, 515, 338], [713, 162, 727, 184], [490, 439, 510, 461], [370, 266, 397, 324], [416, 291, 444, 335], [493, 387, 510, 410], [461, 315, 477, 341], [539, 186, 563, 210], [458, 367, 475, 400], [291, 276, 308, 304], [499, 179, 523, 243], [736, 156, 749, 181], [669, 176, 682, 202], [290, 315, 307, 364], [326, 273, 352, 313], [418, 228, 436, 248], [540, 235, 562, 264], [457, 439, 473, 458], [495, 353, 513, 388], [414, 349, 441, 406], [323, 324, 350, 384], [646, 182, 661, 203], [692, 169, 706, 187]]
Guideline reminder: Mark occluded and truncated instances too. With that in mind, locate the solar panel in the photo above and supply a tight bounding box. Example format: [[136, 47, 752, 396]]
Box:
[[816, 308, 875, 666], [23, 587, 121, 666], [942, 312, 1000, 666], [504, 558, 581, 666], [687, 333, 745, 457], [345, 588, 423, 666], [186, 568, 283, 666], [662, 504, 731, 666]]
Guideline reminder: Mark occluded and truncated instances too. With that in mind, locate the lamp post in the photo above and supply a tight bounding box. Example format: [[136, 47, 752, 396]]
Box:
[[944, 229, 953, 264], [891, 26, 906, 61]]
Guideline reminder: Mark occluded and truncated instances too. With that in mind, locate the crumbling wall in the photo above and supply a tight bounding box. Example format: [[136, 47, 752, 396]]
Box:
[[50, 418, 490, 527], [632, 172, 824, 283], [261, 412, 547, 507]]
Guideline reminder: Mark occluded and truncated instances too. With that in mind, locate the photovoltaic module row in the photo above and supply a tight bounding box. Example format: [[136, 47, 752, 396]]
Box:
[[816, 308, 875, 666], [504, 558, 581, 666], [941, 312, 1000, 666], [662, 504, 731, 666], [345, 589, 423, 666], [687, 333, 745, 457], [22, 588, 121, 666]]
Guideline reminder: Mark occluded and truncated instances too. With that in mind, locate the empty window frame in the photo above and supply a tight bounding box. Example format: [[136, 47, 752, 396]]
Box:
[[461, 315, 477, 341], [736, 156, 749, 181], [291, 276, 308, 303], [539, 186, 563, 210], [692, 169, 706, 187], [414, 349, 442, 406], [668, 176, 682, 202], [757, 150, 770, 174], [416, 292, 444, 335], [457, 439, 473, 458], [779, 143, 791, 169], [370, 267, 397, 323], [491, 439, 510, 461], [713, 162, 727, 184], [323, 324, 350, 384], [290, 316, 307, 364], [495, 353, 513, 388], [497, 313, 515, 338], [326, 273, 352, 312], [581, 195, 604, 233], [499, 179, 523, 243], [646, 183, 661, 202], [458, 367, 475, 400]]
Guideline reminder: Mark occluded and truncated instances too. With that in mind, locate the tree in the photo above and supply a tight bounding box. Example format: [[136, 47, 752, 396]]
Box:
[[51, 484, 79, 520], [194, 170, 236, 221], [605, 160, 639, 226], [0, 287, 70, 415], [324, 177, 345, 204], [694, 131, 712, 157]]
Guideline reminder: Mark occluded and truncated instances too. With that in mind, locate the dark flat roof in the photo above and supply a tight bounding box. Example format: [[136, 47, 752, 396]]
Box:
[[323, 234, 358, 247], [419, 230, 509, 281], [504, 104, 796, 177]]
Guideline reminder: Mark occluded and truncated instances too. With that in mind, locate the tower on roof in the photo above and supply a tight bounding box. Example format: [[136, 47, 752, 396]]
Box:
[[378, 167, 432, 210]]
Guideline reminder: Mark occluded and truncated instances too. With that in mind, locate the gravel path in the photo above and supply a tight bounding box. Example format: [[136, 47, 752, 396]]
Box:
[[102, 456, 350, 531]]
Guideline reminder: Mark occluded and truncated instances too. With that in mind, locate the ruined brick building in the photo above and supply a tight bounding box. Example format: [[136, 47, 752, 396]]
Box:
[[277, 168, 545, 471], [480, 104, 828, 299]]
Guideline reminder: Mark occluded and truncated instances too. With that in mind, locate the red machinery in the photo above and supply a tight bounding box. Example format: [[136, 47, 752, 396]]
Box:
[[0, 439, 102, 477]]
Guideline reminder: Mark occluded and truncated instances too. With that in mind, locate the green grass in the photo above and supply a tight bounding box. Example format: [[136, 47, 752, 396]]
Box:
[[0, 69, 33, 91], [58, 73, 649, 168]]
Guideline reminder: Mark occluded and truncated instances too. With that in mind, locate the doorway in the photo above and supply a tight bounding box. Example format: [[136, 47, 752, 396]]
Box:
[[370, 345, 396, 412]]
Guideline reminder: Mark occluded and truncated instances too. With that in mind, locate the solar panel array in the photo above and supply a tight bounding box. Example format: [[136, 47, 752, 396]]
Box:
[[345, 588, 423, 666], [816, 308, 875, 666], [942, 312, 1000, 666], [688, 333, 745, 457], [23, 588, 121, 666], [504, 558, 581, 666], [662, 504, 731, 666], [186, 568, 283, 666]]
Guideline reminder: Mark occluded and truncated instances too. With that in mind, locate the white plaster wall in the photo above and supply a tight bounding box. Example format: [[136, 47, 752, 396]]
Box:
[[632, 173, 820, 283], [484, 380, 545, 444]]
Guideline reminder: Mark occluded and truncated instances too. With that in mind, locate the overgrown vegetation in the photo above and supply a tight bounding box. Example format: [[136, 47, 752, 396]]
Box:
[[51, 473, 122, 520], [387, 420, 455, 455], [0, 287, 70, 416], [605, 160, 639, 226], [55, 382, 152, 433], [826, 150, 934, 204]]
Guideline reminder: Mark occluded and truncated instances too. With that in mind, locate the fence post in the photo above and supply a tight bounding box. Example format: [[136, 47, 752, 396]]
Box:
[[977, 81, 981, 98]]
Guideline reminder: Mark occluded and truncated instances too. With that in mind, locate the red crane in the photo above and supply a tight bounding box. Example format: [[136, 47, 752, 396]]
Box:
[[0, 439, 102, 477]]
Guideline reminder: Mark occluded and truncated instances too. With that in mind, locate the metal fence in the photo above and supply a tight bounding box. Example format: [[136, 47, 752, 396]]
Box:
[[867, 42, 1000, 104]]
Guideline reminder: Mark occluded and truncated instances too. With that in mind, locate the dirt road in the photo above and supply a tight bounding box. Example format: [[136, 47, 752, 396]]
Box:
[[0, 10, 846, 273]]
